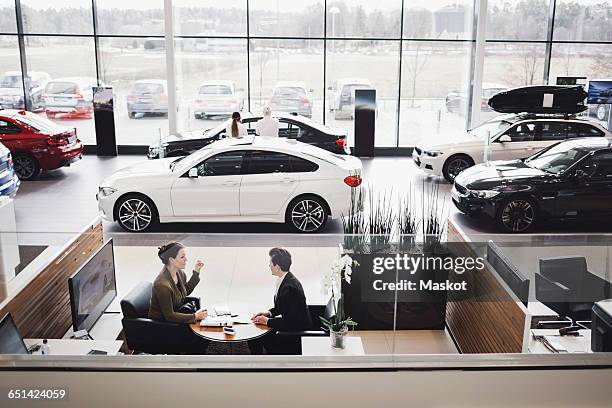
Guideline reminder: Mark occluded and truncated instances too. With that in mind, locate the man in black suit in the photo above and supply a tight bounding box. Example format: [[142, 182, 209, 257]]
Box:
[[249, 248, 312, 354]]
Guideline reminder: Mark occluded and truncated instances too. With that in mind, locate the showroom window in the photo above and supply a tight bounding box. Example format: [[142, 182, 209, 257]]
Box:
[[98, 37, 169, 146], [249, 39, 323, 124], [24, 36, 97, 145], [326, 40, 400, 147], [399, 40, 472, 147], [174, 0, 247, 37], [486, 0, 551, 41], [250, 0, 323, 38], [0, 0, 17, 33], [175, 37, 248, 134], [327, 0, 401, 39], [21, 0, 94, 35], [96, 0, 164, 36]]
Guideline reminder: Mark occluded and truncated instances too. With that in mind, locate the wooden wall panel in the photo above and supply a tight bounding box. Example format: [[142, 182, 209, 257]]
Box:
[[446, 220, 527, 354], [0, 222, 103, 339]]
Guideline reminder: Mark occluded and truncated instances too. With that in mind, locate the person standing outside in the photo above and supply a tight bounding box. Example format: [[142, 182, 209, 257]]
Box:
[[226, 111, 248, 138], [255, 106, 279, 137]]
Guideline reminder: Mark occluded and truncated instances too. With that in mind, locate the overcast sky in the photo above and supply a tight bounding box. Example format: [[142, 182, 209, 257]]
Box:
[[22, 0, 472, 13]]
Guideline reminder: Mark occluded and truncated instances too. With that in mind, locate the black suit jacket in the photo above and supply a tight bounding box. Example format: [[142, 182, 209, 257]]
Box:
[[268, 272, 312, 331]]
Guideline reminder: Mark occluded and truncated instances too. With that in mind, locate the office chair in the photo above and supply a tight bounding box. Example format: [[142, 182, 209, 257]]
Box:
[[120, 281, 209, 354], [275, 297, 336, 355]]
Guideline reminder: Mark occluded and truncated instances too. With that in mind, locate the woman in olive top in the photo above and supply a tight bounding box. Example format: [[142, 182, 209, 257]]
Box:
[[149, 242, 208, 324]]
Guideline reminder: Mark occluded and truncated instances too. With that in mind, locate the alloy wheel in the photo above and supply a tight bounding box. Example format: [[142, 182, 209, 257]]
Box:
[[447, 157, 470, 180], [118, 198, 153, 232], [13, 155, 37, 180], [500, 200, 535, 232], [291, 199, 325, 232]]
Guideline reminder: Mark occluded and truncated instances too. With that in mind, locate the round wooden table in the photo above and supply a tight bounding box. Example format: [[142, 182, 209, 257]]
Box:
[[190, 304, 271, 344]]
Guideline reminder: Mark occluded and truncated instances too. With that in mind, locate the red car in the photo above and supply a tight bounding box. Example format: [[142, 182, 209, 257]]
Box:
[[0, 110, 83, 180]]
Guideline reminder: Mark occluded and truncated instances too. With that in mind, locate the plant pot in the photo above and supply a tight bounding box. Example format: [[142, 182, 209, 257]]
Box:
[[330, 328, 348, 349]]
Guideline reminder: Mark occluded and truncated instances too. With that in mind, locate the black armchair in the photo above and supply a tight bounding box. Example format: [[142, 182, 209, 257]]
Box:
[[275, 298, 336, 355], [120, 282, 209, 354]]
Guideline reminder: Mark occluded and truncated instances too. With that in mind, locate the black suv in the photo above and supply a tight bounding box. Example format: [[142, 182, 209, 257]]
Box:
[[452, 137, 612, 232], [148, 113, 349, 159]]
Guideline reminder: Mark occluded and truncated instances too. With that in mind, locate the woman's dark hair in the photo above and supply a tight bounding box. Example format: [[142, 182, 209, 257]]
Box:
[[269, 247, 292, 272], [158, 241, 185, 265], [231, 111, 241, 138]]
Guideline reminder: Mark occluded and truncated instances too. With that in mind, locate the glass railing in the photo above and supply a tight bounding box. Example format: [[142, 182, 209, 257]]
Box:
[[1, 227, 611, 370]]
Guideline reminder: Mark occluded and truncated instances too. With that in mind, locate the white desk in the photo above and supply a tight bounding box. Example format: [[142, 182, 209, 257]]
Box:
[[24, 339, 123, 356], [528, 329, 592, 354], [63, 313, 123, 341], [302, 337, 365, 356]]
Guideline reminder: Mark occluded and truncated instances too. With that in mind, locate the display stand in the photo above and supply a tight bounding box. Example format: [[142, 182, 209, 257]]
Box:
[[353, 89, 376, 157], [93, 86, 117, 156]]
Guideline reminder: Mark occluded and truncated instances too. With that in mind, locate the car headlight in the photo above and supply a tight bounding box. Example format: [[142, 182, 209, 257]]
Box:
[[98, 187, 117, 197], [424, 150, 443, 157], [470, 190, 500, 199]]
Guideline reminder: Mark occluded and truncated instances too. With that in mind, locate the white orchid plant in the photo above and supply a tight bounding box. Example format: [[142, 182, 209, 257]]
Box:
[[320, 254, 359, 332]]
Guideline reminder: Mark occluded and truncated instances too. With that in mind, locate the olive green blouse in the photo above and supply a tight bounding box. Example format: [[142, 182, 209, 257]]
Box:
[[148, 267, 200, 324]]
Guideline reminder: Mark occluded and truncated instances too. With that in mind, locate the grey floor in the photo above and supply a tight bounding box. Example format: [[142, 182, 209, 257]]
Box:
[[11, 154, 450, 237], [11, 153, 610, 244]]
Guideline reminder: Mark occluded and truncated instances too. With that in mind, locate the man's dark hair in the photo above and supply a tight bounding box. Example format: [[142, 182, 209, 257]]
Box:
[[269, 247, 292, 272], [158, 241, 185, 265]]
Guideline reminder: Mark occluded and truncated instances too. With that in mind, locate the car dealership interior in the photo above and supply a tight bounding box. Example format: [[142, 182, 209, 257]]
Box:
[[1, 1, 612, 407]]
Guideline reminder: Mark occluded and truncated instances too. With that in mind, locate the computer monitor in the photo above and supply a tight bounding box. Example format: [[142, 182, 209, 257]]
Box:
[[487, 241, 529, 306], [592, 301, 612, 352], [68, 239, 117, 332], [0, 313, 28, 355]]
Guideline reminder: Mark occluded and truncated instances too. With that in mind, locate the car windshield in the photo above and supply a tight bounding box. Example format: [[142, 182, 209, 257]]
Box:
[[469, 119, 512, 139], [12, 112, 63, 133], [46, 82, 77, 94], [0, 75, 21, 88], [131, 83, 163, 94], [273, 87, 305, 97], [342, 84, 372, 94], [199, 85, 232, 95], [525, 143, 590, 175]]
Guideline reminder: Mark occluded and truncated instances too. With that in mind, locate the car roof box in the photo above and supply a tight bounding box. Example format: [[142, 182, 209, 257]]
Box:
[[488, 85, 588, 114]]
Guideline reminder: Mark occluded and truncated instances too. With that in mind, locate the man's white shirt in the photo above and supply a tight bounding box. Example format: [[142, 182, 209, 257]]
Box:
[[256, 116, 280, 137]]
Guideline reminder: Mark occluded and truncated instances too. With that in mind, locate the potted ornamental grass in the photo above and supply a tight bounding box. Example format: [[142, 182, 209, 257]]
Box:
[[320, 254, 358, 349]]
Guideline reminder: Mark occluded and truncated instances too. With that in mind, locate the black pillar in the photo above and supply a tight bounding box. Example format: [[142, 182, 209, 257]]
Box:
[[353, 89, 376, 157], [93, 86, 117, 156]]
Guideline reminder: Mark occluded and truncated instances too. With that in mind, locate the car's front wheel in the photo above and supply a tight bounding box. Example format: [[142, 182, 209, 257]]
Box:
[[13, 153, 41, 180], [115, 194, 158, 232], [442, 154, 474, 183], [286, 196, 328, 233], [496, 197, 537, 233]]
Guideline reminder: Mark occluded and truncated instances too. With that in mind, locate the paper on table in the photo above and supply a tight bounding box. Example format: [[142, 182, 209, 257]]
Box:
[[200, 316, 231, 327]]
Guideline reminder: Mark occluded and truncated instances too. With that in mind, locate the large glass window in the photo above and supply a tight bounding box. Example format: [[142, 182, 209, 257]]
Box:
[[326, 40, 400, 147], [24, 36, 97, 144], [174, 0, 247, 37], [480, 42, 547, 124], [175, 37, 248, 133], [0, 0, 17, 33], [96, 1, 164, 36], [98, 37, 168, 146], [399, 40, 471, 147], [21, 0, 93, 35], [554, 0, 612, 42], [250, 0, 323, 37], [486, 0, 550, 40], [250, 39, 323, 124], [403, 2, 473, 40], [0, 36, 26, 110], [550, 43, 612, 123], [327, 1, 401, 39]]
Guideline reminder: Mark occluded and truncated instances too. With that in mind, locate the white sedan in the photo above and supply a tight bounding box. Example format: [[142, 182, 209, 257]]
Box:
[[413, 114, 611, 182], [97, 136, 363, 233]]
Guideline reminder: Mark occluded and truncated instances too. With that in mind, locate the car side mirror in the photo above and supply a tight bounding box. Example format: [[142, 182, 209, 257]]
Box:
[[327, 86, 333, 91], [188, 168, 198, 178], [498, 135, 511, 143], [309, 88, 314, 93]]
